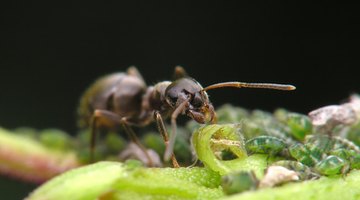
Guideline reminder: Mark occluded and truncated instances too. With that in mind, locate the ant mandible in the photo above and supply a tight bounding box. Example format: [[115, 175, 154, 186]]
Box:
[[78, 66, 295, 167]]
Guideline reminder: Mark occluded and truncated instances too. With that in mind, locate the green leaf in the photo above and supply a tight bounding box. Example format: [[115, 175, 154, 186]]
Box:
[[222, 170, 360, 200], [27, 162, 126, 200], [192, 124, 248, 175], [27, 162, 224, 200]]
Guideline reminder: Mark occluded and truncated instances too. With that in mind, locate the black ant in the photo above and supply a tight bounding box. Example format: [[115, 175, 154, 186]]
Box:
[[78, 66, 295, 167]]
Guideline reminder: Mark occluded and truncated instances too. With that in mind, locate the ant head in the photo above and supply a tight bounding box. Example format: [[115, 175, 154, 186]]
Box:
[[165, 78, 216, 124], [163, 76, 296, 124]]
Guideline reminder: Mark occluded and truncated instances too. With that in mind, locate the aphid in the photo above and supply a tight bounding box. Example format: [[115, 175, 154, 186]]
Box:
[[288, 143, 320, 167], [304, 135, 334, 154], [328, 148, 354, 160], [78, 66, 295, 166], [349, 154, 360, 169], [271, 160, 319, 180], [221, 171, 258, 195], [245, 136, 287, 157], [329, 149, 360, 170], [314, 155, 349, 176], [259, 166, 299, 188], [331, 136, 360, 153], [265, 127, 297, 147], [345, 121, 360, 147], [285, 113, 312, 141], [305, 135, 360, 154]]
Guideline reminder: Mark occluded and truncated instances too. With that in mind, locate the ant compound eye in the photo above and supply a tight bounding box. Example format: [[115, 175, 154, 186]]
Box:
[[191, 93, 203, 108], [165, 78, 204, 107]]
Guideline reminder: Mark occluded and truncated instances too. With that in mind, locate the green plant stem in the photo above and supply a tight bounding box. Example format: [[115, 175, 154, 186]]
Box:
[[0, 127, 80, 183]]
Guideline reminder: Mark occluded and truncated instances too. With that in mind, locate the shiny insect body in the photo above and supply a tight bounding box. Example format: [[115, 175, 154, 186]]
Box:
[[78, 66, 295, 166], [285, 113, 312, 141], [329, 149, 360, 170], [314, 155, 349, 176], [305, 135, 360, 154], [349, 154, 360, 169], [329, 148, 354, 160], [245, 136, 287, 157], [288, 143, 321, 167]]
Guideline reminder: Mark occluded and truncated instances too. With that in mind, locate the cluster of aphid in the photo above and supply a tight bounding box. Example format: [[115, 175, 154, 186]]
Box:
[[76, 66, 360, 195], [219, 95, 360, 195], [246, 134, 360, 176]]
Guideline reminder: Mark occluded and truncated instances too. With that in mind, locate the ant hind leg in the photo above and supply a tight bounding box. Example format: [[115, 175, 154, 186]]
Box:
[[90, 109, 120, 163], [90, 109, 154, 166], [120, 117, 155, 167]]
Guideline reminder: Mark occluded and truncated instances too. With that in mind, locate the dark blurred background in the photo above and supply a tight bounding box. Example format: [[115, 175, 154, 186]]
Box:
[[0, 1, 359, 199]]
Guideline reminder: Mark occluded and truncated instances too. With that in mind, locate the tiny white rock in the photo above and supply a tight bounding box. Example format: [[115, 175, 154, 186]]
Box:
[[259, 166, 299, 188]]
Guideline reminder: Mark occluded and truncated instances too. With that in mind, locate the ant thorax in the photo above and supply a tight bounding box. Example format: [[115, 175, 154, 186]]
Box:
[[140, 81, 173, 121]]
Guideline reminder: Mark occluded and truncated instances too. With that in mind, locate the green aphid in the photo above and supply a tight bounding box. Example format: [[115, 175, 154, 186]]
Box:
[[266, 128, 297, 147], [285, 113, 312, 141], [241, 119, 265, 139], [331, 136, 360, 154], [288, 143, 319, 167], [39, 129, 73, 151], [314, 155, 349, 176], [215, 104, 249, 123], [273, 108, 289, 123], [350, 154, 360, 169], [272, 160, 319, 180], [329, 148, 355, 160], [306, 135, 360, 154], [104, 132, 126, 154], [345, 121, 360, 147], [245, 136, 287, 156], [304, 135, 339, 162], [329, 149, 360, 170], [221, 171, 258, 195], [250, 110, 275, 125]]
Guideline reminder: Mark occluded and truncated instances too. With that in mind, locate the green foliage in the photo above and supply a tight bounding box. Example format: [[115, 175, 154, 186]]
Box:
[[0, 127, 80, 183], [192, 124, 247, 175], [27, 162, 224, 200], [2, 103, 360, 199]]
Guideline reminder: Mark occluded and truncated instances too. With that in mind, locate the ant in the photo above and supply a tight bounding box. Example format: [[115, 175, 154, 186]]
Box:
[[78, 66, 295, 167]]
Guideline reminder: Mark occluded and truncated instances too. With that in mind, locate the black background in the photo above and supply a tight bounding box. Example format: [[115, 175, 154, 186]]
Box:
[[0, 2, 359, 199]]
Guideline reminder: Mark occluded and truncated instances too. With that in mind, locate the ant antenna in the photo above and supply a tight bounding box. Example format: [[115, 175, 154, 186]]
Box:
[[203, 82, 296, 91]]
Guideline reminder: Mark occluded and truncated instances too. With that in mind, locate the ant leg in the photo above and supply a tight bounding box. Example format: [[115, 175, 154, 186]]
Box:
[[90, 109, 120, 162], [127, 66, 145, 82], [154, 111, 180, 168], [164, 100, 189, 162], [91, 109, 154, 166], [173, 66, 187, 80], [119, 118, 154, 167], [187, 158, 199, 168]]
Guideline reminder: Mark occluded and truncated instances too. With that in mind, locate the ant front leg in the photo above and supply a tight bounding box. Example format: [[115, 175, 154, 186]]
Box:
[[154, 111, 180, 168], [91, 109, 154, 166], [161, 100, 189, 166]]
